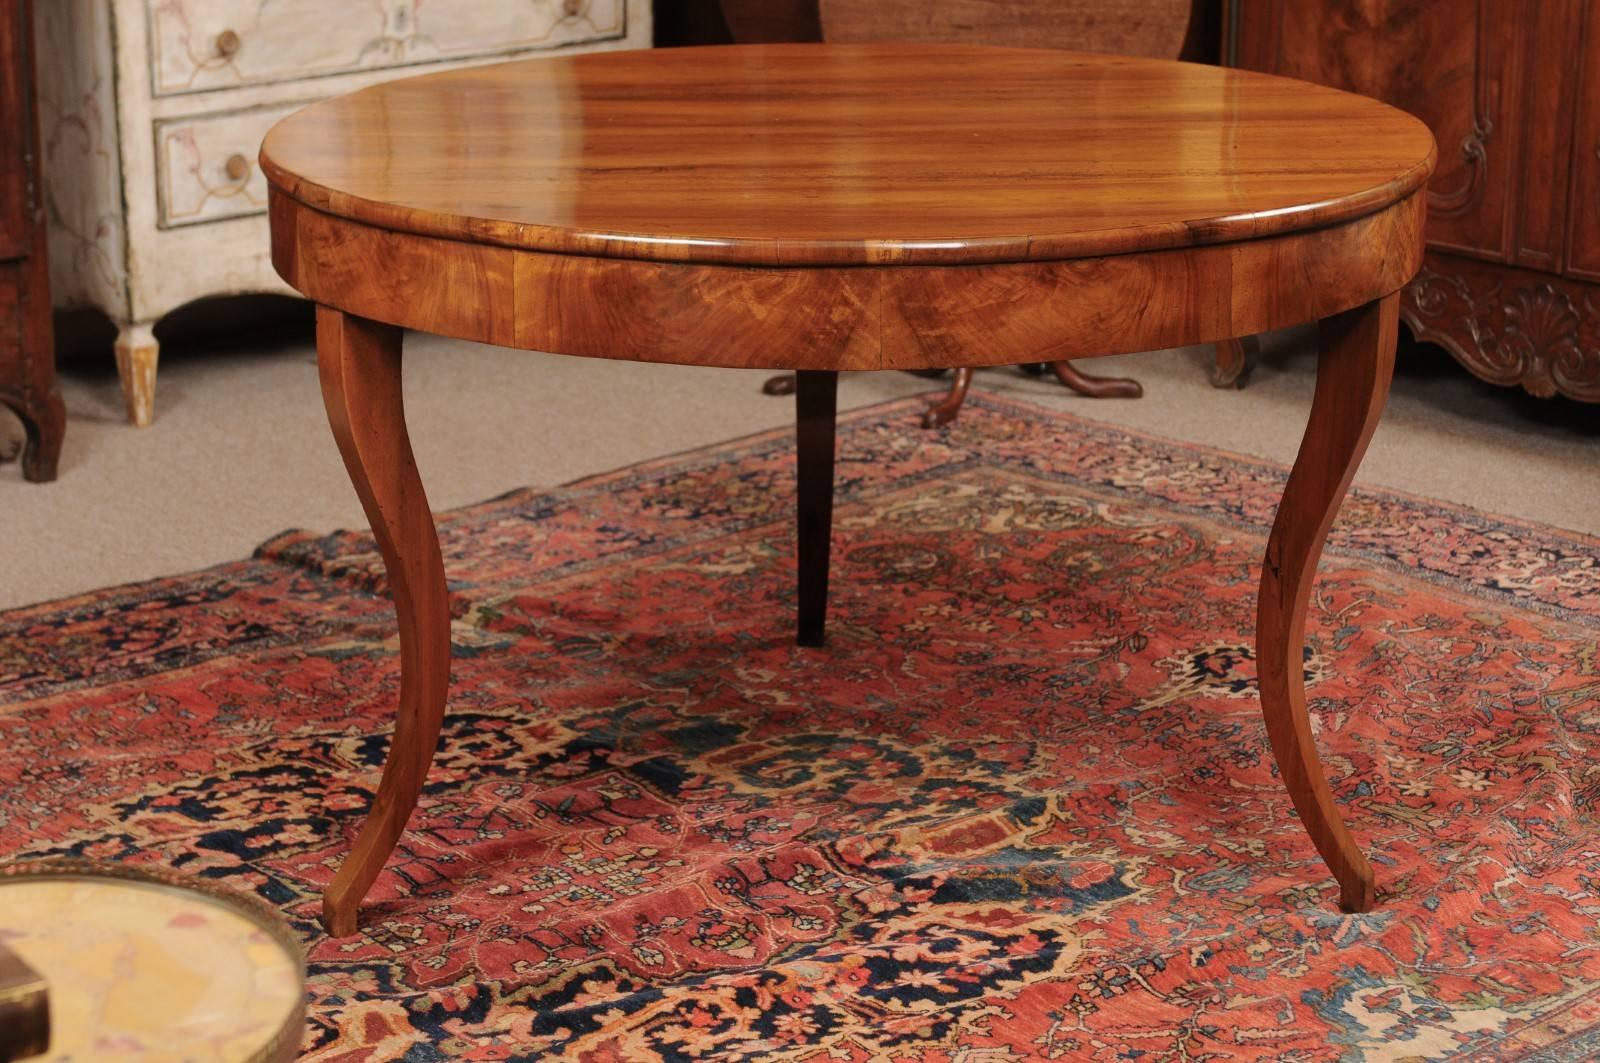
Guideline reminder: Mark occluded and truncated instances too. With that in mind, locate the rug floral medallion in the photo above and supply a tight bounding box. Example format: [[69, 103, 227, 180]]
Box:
[[3, 394, 1598, 1061]]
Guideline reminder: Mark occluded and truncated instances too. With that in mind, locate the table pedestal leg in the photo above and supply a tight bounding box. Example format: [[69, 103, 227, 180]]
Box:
[[795, 370, 837, 647], [1258, 292, 1398, 913], [315, 307, 451, 937]]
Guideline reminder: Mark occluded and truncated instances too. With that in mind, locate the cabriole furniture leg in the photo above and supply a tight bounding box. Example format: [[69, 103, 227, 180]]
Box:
[[1043, 359, 1144, 399], [315, 307, 452, 936], [1257, 292, 1399, 913], [919, 367, 974, 428], [1212, 335, 1258, 388]]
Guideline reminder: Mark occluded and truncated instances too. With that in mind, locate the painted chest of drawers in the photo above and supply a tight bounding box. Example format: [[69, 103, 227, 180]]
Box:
[[35, 0, 651, 426]]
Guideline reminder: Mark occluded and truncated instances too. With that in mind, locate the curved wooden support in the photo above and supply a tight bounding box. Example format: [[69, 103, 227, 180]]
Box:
[[1257, 293, 1398, 913], [3, 387, 65, 483], [1046, 359, 1144, 398], [920, 366, 973, 428], [1211, 336, 1259, 388], [315, 307, 452, 937]]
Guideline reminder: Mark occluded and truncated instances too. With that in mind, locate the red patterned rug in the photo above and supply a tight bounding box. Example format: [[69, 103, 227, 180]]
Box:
[[3, 394, 1599, 1061]]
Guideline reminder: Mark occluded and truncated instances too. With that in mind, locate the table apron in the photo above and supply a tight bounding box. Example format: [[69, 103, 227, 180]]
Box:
[[269, 190, 1426, 370]]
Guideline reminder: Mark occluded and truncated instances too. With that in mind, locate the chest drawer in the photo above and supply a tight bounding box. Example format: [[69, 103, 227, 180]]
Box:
[[154, 101, 299, 228], [146, 0, 628, 97]]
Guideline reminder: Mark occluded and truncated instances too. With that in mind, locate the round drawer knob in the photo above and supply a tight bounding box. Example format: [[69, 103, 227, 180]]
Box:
[[224, 154, 251, 181], [562, 0, 582, 16], [215, 29, 241, 57]]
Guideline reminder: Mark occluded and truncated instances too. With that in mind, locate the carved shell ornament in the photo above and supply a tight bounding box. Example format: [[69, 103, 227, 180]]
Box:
[[1406, 267, 1600, 402]]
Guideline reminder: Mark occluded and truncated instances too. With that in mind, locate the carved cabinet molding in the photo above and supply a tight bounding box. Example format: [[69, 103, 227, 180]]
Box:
[[1407, 263, 1600, 402], [1231, 0, 1600, 402]]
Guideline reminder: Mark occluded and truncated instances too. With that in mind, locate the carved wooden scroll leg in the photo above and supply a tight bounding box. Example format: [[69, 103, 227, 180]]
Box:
[[1046, 359, 1144, 398], [920, 366, 973, 428], [795, 370, 838, 648], [1257, 293, 1398, 913], [8, 387, 65, 483], [316, 307, 451, 937], [1212, 336, 1259, 388]]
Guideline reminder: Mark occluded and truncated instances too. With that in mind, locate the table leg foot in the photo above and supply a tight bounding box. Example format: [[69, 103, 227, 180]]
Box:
[[114, 323, 160, 428], [315, 307, 451, 937], [1212, 336, 1258, 388], [1257, 293, 1397, 913], [1046, 359, 1144, 398], [795, 370, 837, 647], [4, 386, 65, 483], [921, 366, 972, 428]]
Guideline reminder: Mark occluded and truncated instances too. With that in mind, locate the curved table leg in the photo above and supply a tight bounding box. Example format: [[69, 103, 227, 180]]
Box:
[[1258, 293, 1398, 913], [1212, 336, 1259, 388], [1045, 359, 1144, 398], [315, 307, 452, 937], [795, 370, 838, 647], [920, 366, 973, 428]]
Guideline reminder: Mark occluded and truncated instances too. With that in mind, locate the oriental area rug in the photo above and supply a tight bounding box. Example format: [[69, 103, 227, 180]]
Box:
[[2, 394, 1599, 1062]]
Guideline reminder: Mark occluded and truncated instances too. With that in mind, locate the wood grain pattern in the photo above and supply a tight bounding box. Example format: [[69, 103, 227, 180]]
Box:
[[271, 189, 1425, 370], [716, 0, 822, 43], [1234, 0, 1517, 262], [1564, 8, 1600, 283], [0, 0, 65, 481], [315, 307, 452, 939], [509, 248, 878, 367], [274, 195, 517, 349], [1232, 0, 1600, 402], [799, 0, 1214, 419], [716, 0, 1222, 62], [261, 43, 1435, 267], [1257, 292, 1398, 914]]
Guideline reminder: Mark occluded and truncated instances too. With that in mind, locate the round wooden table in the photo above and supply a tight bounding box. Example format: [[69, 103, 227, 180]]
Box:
[[261, 43, 1437, 937]]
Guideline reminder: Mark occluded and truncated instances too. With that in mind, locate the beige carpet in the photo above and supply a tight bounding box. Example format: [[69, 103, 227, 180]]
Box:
[[1, 301, 1595, 610]]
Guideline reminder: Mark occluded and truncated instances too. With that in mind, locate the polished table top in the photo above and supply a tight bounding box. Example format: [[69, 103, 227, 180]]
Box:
[[260, 43, 1436, 267]]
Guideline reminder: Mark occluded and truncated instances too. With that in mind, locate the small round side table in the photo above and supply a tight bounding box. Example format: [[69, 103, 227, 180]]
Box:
[[0, 860, 305, 1061]]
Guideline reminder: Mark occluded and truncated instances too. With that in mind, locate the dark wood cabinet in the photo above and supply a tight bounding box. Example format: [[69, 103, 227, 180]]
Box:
[[0, 0, 64, 479], [1232, 0, 1600, 402]]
